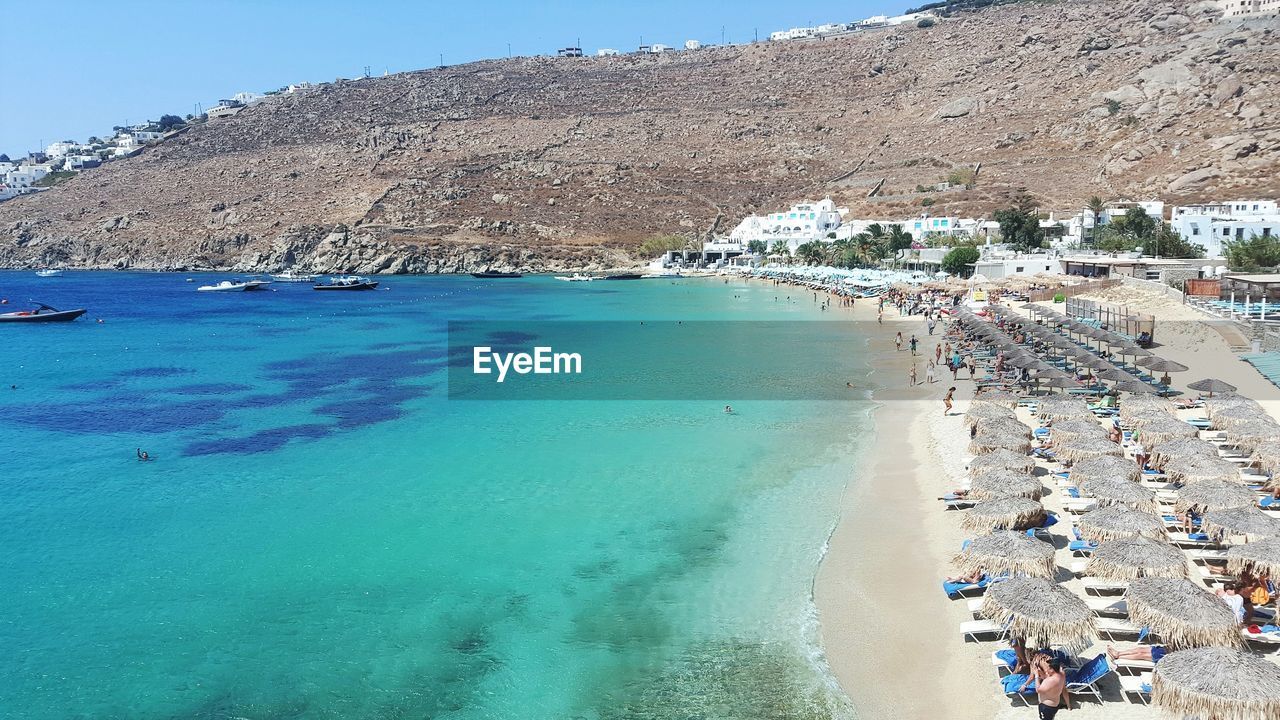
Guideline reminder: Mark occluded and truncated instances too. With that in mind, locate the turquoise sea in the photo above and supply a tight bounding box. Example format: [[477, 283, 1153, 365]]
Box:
[[0, 272, 876, 719]]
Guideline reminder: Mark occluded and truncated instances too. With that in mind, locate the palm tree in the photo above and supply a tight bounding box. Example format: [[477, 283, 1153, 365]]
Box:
[[866, 223, 886, 242], [1086, 196, 1106, 246], [769, 239, 791, 263], [796, 241, 829, 266]]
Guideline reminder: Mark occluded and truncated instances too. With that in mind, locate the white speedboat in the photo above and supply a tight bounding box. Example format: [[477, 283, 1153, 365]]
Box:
[[197, 279, 270, 292], [271, 270, 316, 283], [35, 269, 63, 277], [554, 273, 595, 282]]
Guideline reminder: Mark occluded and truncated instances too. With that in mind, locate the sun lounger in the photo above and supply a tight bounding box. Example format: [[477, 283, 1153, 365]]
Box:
[[1119, 674, 1152, 704], [944, 574, 1002, 599], [961, 619, 1006, 642], [1083, 577, 1127, 595], [1186, 548, 1228, 563], [1085, 597, 1128, 617], [1066, 654, 1115, 703], [1242, 625, 1280, 645], [1114, 657, 1155, 674], [1096, 617, 1143, 638], [1168, 532, 1215, 547], [1069, 539, 1097, 556], [1063, 498, 1098, 513]]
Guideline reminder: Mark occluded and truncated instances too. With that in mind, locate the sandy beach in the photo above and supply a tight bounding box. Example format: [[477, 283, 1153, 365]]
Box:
[[815, 280, 1280, 720]]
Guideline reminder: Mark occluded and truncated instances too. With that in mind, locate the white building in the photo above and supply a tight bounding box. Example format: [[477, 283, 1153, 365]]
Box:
[[1170, 200, 1280, 257], [648, 44, 671, 53], [131, 130, 164, 143], [596, 48, 619, 56], [4, 164, 51, 188], [972, 250, 1062, 280], [904, 215, 965, 241], [684, 40, 701, 50], [1218, 0, 1280, 18], [727, 198, 848, 253], [231, 91, 265, 105], [45, 141, 80, 158], [207, 99, 244, 119], [286, 82, 312, 94]]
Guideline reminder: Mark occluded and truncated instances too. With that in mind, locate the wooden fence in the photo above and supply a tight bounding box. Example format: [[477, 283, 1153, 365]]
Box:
[[1025, 278, 1121, 303]]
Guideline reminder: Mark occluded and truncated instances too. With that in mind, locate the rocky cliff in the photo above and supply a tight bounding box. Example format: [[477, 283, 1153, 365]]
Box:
[[2, 0, 1277, 272]]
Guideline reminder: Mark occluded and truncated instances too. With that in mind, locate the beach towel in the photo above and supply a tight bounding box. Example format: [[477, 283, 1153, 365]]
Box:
[[1001, 673, 1034, 695]]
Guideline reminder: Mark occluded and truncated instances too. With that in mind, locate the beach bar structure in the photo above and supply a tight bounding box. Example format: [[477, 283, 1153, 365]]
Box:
[[1059, 256, 1199, 282], [1064, 296, 1156, 344], [1220, 274, 1280, 303]]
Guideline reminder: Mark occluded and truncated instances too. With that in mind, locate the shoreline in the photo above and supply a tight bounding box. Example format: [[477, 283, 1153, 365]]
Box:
[[813, 295, 994, 719]]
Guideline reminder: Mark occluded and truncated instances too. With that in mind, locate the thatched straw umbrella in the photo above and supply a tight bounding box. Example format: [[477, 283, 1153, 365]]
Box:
[[1148, 438, 1221, 470], [1250, 440, 1280, 476], [1202, 506, 1280, 541], [972, 390, 1021, 409], [1152, 647, 1280, 720], [964, 402, 1019, 428], [1077, 505, 1166, 542], [979, 577, 1096, 652], [1175, 480, 1258, 515], [1081, 477, 1158, 513], [1162, 455, 1242, 485], [1070, 455, 1140, 484], [1122, 407, 1178, 428], [1052, 436, 1124, 463], [1115, 379, 1159, 394], [968, 449, 1037, 476], [1127, 578, 1245, 649], [1136, 416, 1201, 445], [973, 416, 1032, 439], [962, 497, 1046, 533], [1226, 536, 1280, 578], [952, 531, 1056, 579], [1120, 394, 1175, 423], [1049, 418, 1108, 442], [969, 429, 1034, 455], [1085, 536, 1189, 580], [970, 471, 1044, 500], [1226, 419, 1280, 452], [1037, 395, 1091, 421], [1186, 378, 1237, 397], [1208, 403, 1264, 429]]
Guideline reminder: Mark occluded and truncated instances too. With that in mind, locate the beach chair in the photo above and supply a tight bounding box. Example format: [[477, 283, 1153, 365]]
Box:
[[944, 574, 998, 599], [1085, 597, 1129, 617], [1168, 532, 1215, 548], [1242, 625, 1280, 645], [1083, 578, 1127, 595], [961, 619, 1006, 642], [1065, 654, 1114, 703], [940, 495, 974, 510], [1069, 539, 1097, 556], [1113, 657, 1155, 675], [1096, 618, 1143, 639], [1119, 674, 1152, 704]]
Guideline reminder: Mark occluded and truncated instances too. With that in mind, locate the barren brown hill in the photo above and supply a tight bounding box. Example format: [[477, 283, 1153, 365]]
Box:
[[2, 0, 1277, 273]]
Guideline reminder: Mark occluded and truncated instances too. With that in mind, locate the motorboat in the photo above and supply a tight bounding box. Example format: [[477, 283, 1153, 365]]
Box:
[[554, 273, 595, 282], [35, 269, 63, 277], [0, 302, 86, 323], [471, 271, 522, 278], [197, 279, 270, 292], [271, 270, 317, 283], [603, 273, 644, 280], [313, 275, 379, 291]]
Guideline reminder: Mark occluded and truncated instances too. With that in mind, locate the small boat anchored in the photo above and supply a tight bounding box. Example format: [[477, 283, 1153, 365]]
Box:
[[35, 269, 64, 277], [271, 270, 317, 283], [603, 273, 644, 280], [313, 275, 379, 291], [0, 302, 87, 323], [471, 271, 523, 279], [197, 279, 272, 292], [554, 273, 595, 282]]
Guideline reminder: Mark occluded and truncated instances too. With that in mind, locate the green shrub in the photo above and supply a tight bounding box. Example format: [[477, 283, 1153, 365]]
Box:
[[1053, 293, 1066, 303]]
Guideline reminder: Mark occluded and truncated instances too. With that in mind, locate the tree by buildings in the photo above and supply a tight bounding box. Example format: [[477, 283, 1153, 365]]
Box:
[[993, 193, 1045, 252], [637, 234, 687, 258], [1094, 207, 1203, 258], [795, 241, 830, 266], [156, 114, 186, 131], [746, 239, 767, 255], [941, 245, 980, 276], [1223, 234, 1280, 271], [770, 240, 791, 259], [1085, 196, 1106, 245]]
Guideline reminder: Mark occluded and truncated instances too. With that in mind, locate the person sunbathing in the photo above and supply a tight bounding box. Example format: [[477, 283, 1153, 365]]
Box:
[[1107, 644, 1167, 663], [945, 569, 983, 584]]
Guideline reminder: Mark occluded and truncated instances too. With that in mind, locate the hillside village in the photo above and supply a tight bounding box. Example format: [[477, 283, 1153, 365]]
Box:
[[1, 0, 1278, 275]]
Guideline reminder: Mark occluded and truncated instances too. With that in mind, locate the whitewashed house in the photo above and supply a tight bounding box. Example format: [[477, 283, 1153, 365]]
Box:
[[45, 141, 80, 158], [4, 164, 51, 188], [596, 48, 619, 56], [728, 198, 848, 254], [1170, 200, 1280, 257], [684, 40, 701, 50]]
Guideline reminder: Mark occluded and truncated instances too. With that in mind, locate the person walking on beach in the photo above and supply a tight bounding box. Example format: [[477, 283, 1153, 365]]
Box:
[[909, 364, 918, 386], [926, 359, 936, 384], [943, 387, 955, 415], [966, 356, 977, 380], [895, 332, 903, 351], [910, 335, 918, 356], [1035, 658, 1066, 720], [877, 307, 883, 324], [927, 316, 936, 335], [950, 358, 960, 382]]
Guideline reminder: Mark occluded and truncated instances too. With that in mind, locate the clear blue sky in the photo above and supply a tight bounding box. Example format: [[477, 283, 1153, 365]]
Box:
[[0, 0, 903, 158]]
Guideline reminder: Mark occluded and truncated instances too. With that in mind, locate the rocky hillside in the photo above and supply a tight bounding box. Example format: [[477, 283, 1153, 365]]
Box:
[[2, 0, 1277, 272]]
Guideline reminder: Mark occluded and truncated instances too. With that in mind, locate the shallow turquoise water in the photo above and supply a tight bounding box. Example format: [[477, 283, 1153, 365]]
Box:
[[0, 272, 874, 719]]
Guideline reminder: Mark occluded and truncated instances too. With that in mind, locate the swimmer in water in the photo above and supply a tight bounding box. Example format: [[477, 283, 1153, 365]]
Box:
[[724, 405, 733, 414], [136, 448, 151, 461]]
